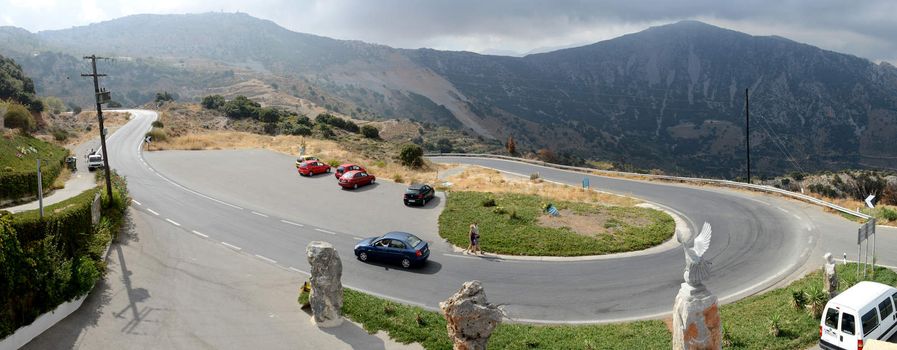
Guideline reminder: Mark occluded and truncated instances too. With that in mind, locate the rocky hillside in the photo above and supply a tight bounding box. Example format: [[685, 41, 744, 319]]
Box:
[[1, 14, 895, 177]]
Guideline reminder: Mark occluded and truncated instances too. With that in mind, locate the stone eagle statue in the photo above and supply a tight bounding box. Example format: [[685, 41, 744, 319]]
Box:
[[677, 222, 712, 286]]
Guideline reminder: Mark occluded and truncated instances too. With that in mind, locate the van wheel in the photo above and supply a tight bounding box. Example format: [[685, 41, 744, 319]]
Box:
[[401, 258, 411, 268]]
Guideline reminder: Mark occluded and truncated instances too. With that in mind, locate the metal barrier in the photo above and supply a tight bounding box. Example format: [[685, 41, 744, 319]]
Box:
[[426, 153, 872, 220]]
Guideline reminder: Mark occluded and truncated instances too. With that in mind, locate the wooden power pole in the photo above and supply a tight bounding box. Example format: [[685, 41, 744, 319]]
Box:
[[81, 55, 114, 200]]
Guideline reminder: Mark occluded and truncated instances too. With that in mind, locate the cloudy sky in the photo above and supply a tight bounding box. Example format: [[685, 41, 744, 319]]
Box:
[[1, 0, 895, 64]]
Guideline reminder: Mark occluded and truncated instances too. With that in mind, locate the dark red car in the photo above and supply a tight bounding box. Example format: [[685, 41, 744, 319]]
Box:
[[298, 161, 331, 176], [339, 170, 375, 189], [334, 163, 366, 179]]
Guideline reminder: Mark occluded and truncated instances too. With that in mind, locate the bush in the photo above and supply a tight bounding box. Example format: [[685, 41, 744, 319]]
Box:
[[326, 159, 340, 167], [258, 107, 283, 123], [790, 289, 806, 310], [201, 94, 225, 110], [151, 120, 164, 128], [3, 103, 35, 133], [393, 174, 404, 183], [145, 127, 167, 142], [399, 144, 424, 168], [315, 113, 359, 133], [492, 206, 507, 215], [291, 124, 312, 136], [361, 125, 380, 139], [481, 198, 497, 207], [50, 128, 69, 142], [316, 124, 335, 139], [880, 207, 897, 221], [436, 138, 453, 153], [222, 95, 260, 119], [154, 91, 177, 103], [530, 172, 541, 181]]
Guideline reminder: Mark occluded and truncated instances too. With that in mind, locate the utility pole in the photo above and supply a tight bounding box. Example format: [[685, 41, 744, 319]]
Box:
[[81, 55, 113, 200], [745, 88, 751, 184]]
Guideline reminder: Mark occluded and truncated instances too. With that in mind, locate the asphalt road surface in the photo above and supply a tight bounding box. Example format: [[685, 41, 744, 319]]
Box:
[[96, 110, 897, 323]]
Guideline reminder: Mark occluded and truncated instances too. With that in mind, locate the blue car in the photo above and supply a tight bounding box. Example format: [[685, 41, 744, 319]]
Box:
[[354, 231, 430, 268]]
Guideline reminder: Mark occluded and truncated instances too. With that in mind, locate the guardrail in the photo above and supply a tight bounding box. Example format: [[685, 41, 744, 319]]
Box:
[[426, 153, 873, 220]]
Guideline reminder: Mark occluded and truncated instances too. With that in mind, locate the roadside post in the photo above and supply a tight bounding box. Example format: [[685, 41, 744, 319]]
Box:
[[582, 177, 589, 189], [37, 159, 43, 219], [856, 219, 876, 278]]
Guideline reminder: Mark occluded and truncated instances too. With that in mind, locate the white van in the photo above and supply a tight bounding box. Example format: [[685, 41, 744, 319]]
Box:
[[820, 281, 897, 350], [87, 154, 104, 171]]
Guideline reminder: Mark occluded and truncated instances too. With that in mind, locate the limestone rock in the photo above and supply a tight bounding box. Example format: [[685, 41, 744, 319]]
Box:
[[673, 283, 721, 350], [306, 241, 343, 327], [440, 281, 502, 350], [824, 253, 839, 298]]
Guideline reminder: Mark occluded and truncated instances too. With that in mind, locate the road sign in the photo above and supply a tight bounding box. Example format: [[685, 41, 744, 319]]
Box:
[[865, 194, 876, 209], [582, 177, 589, 189], [858, 219, 876, 244]]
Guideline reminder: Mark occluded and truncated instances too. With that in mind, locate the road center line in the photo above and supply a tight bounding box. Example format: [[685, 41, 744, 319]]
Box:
[[314, 228, 337, 235], [251, 211, 269, 218], [254, 254, 277, 264], [777, 207, 790, 214], [288, 266, 310, 276], [147, 208, 160, 216], [191, 230, 209, 238], [353, 237, 363, 240], [280, 220, 304, 227], [165, 218, 181, 226], [221, 242, 242, 251], [132, 200, 142, 206], [792, 214, 801, 220]]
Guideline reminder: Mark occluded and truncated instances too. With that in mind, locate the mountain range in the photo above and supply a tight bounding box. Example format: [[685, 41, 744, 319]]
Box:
[[1, 12, 895, 177]]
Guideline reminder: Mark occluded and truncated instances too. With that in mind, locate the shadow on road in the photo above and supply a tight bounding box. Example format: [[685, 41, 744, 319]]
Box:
[[341, 182, 380, 192], [320, 321, 387, 350], [355, 259, 443, 275], [405, 196, 442, 209]]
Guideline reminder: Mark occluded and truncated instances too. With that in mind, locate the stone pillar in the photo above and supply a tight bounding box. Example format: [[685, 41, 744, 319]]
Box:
[[440, 281, 502, 350], [673, 283, 722, 350], [306, 241, 343, 327], [824, 252, 839, 298]]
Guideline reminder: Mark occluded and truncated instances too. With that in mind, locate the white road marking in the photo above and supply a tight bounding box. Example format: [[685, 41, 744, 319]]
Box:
[[778, 207, 790, 214], [443, 253, 481, 260], [191, 230, 209, 238], [255, 254, 277, 264], [165, 218, 181, 226], [792, 214, 801, 220], [132, 200, 142, 206], [221, 242, 242, 251], [353, 237, 363, 240], [288, 266, 310, 276], [251, 211, 269, 218], [315, 228, 336, 235], [280, 220, 304, 227], [147, 208, 160, 216]]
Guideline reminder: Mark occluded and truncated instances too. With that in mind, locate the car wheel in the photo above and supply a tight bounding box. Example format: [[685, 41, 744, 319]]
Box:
[[371, 178, 375, 183], [353, 184, 358, 189], [358, 252, 368, 261], [401, 258, 411, 268]]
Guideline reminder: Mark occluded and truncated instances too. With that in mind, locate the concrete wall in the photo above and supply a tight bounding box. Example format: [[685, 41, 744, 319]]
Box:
[[0, 294, 87, 350]]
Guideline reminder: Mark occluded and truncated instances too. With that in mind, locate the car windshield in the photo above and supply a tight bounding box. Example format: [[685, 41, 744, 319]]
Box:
[[337, 166, 344, 172], [89, 155, 102, 160], [405, 234, 422, 248], [405, 188, 420, 194]]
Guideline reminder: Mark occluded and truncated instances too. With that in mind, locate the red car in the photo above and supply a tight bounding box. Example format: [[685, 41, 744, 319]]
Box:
[[298, 161, 331, 176], [334, 163, 366, 179], [339, 170, 376, 189]]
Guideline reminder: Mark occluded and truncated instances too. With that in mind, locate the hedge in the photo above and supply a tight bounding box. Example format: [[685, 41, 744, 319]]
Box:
[[0, 134, 68, 201], [0, 172, 129, 338], [0, 156, 67, 202]]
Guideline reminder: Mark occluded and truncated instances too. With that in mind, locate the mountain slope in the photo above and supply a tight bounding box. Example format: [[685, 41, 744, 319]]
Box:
[[2, 14, 895, 176]]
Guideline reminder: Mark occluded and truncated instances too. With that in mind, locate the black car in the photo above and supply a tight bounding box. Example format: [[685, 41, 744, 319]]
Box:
[[404, 184, 435, 206], [354, 232, 430, 268]]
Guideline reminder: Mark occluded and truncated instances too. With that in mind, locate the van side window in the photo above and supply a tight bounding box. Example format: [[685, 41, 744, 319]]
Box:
[[880, 298, 894, 319], [861, 309, 879, 336], [842, 313, 856, 335], [824, 308, 839, 328]]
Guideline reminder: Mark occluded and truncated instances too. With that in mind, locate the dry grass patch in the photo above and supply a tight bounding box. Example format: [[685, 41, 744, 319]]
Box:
[[445, 166, 638, 207], [147, 130, 451, 185]]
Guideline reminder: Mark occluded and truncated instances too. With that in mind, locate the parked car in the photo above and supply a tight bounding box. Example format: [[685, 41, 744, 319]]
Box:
[[298, 160, 331, 176], [404, 184, 435, 206], [819, 281, 897, 350], [335, 163, 366, 179], [87, 154, 104, 171], [338, 170, 375, 189], [295, 155, 320, 168], [354, 231, 430, 268]]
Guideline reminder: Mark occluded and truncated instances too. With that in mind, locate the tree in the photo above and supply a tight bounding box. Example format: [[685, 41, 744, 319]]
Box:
[[2, 102, 35, 133], [154, 91, 176, 103], [41, 96, 66, 114], [399, 144, 424, 168], [201, 95, 226, 110], [506, 135, 516, 155], [258, 107, 282, 123], [361, 125, 380, 139], [222, 95, 260, 119], [536, 148, 557, 163]]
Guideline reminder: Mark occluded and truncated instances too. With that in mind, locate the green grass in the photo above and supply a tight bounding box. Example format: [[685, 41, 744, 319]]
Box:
[[0, 133, 68, 172], [438, 191, 674, 256], [342, 264, 897, 350]]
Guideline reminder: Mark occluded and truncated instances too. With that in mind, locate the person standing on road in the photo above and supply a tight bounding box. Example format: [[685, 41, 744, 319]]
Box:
[[467, 222, 481, 255]]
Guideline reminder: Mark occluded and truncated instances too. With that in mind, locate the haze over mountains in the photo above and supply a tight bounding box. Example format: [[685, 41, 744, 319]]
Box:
[[1, 12, 895, 177]]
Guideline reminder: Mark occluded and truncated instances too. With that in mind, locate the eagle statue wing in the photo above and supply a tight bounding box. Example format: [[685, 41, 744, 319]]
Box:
[[691, 222, 712, 257]]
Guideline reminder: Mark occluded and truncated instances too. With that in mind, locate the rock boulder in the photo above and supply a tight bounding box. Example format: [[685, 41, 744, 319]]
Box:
[[306, 241, 343, 327], [440, 281, 502, 350]]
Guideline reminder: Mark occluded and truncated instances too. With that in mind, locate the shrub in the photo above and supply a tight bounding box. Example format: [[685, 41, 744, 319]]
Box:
[[436, 138, 453, 153], [805, 287, 827, 318], [296, 115, 312, 126], [154, 91, 177, 103], [3, 103, 35, 133], [50, 127, 69, 142], [145, 127, 167, 142], [481, 198, 497, 207], [880, 207, 897, 221], [151, 120, 164, 128], [326, 159, 340, 167], [399, 144, 424, 168], [291, 124, 312, 136], [258, 107, 283, 123], [393, 174, 404, 183], [508, 209, 519, 220], [316, 124, 335, 139], [222, 95, 260, 119], [361, 125, 380, 139], [790, 289, 806, 310], [768, 314, 782, 337], [201, 94, 226, 110], [530, 172, 541, 181], [492, 206, 507, 215]]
